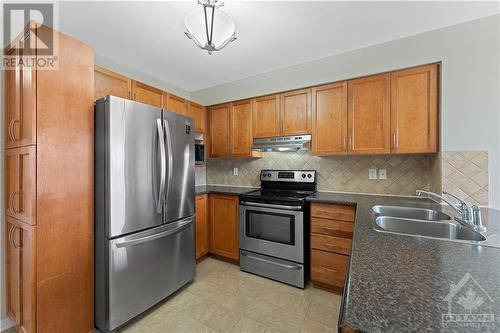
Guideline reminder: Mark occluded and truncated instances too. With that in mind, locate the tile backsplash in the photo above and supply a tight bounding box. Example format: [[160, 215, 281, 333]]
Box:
[[441, 151, 489, 205], [207, 152, 431, 196], [195, 165, 207, 185]]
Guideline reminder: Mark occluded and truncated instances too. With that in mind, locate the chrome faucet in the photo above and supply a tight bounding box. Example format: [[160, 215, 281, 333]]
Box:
[[416, 190, 486, 233]]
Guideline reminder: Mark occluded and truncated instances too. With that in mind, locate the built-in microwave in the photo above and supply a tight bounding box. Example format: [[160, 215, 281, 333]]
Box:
[[195, 142, 205, 165]]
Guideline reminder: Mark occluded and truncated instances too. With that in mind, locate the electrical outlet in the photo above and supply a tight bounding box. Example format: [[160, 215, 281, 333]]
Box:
[[233, 167, 239, 176], [369, 169, 378, 180], [378, 169, 387, 180]]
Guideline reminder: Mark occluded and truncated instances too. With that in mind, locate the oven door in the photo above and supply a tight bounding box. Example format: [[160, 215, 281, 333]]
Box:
[[239, 202, 304, 263]]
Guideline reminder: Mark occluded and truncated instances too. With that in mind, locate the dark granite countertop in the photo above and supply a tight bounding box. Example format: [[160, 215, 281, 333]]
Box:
[[195, 185, 257, 196], [306, 191, 500, 333]]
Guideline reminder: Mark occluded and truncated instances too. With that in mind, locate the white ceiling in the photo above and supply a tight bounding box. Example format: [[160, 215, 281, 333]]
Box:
[[59, 1, 499, 92]]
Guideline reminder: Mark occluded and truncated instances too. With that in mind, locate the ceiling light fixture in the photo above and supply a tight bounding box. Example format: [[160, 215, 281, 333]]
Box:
[[184, 0, 236, 55]]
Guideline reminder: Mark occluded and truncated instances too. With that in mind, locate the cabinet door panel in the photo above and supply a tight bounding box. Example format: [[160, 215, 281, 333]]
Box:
[[253, 95, 280, 138], [94, 66, 131, 100], [6, 218, 36, 333], [280, 89, 311, 136], [165, 93, 188, 115], [188, 102, 206, 133], [391, 64, 438, 153], [6, 221, 20, 325], [210, 195, 239, 260], [5, 147, 36, 225], [195, 195, 209, 259], [348, 74, 391, 154], [230, 100, 253, 157], [209, 104, 230, 157], [5, 34, 36, 149], [132, 81, 163, 108], [312, 82, 347, 155], [17, 221, 36, 333]]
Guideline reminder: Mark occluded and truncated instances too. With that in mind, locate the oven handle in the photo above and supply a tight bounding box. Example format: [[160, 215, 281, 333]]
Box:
[[240, 201, 302, 211], [240, 251, 302, 270]]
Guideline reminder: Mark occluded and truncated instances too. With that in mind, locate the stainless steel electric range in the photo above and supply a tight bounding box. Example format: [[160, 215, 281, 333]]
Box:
[[239, 170, 316, 288]]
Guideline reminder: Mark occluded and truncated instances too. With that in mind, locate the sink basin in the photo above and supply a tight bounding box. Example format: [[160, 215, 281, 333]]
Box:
[[374, 216, 486, 241], [372, 205, 451, 221]]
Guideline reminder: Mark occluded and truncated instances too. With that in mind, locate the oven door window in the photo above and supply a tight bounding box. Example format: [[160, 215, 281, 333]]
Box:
[[245, 210, 295, 245]]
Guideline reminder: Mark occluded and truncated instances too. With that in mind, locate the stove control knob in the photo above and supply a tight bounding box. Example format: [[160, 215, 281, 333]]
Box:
[[301, 173, 306, 178], [307, 174, 312, 179], [268, 173, 272, 177], [262, 173, 266, 177]]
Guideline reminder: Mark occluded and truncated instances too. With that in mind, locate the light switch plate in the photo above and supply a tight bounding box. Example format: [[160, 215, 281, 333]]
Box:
[[233, 167, 239, 176], [369, 169, 378, 180], [378, 169, 387, 180]]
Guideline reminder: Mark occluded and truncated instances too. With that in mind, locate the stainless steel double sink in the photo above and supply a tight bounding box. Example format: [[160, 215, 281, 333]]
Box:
[[372, 205, 486, 242]]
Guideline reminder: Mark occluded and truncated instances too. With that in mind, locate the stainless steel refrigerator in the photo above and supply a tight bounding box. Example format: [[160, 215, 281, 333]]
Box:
[[94, 96, 195, 332]]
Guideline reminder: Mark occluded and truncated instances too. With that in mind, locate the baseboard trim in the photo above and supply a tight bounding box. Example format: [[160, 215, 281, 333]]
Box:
[[0, 317, 13, 331]]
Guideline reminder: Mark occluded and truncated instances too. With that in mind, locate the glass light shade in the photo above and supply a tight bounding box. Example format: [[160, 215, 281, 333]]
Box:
[[184, 2, 236, 54]]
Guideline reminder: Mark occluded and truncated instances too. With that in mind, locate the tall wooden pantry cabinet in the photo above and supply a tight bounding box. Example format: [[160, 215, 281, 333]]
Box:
[[4, 22, 94, 332]]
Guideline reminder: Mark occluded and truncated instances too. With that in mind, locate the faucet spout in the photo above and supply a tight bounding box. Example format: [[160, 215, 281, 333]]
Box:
[[415, 189, 485, 233]]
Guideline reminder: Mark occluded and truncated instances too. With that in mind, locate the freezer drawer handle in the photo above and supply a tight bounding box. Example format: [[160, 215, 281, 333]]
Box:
[[115, 218, 192, 248], [241, 251, 302, 270], [156, 119, 166, 213]]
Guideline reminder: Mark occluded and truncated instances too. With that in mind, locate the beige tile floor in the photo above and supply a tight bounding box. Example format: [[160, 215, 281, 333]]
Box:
[[120, 257, 342, 333]]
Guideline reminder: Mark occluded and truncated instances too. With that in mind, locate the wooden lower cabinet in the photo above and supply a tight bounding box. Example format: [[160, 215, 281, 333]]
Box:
[[6, 217, 36, 333], [209, 194, 239, 261], [311, 203, 356, 293], [195, 194, 209, 259], [311, 249, 349, 292]]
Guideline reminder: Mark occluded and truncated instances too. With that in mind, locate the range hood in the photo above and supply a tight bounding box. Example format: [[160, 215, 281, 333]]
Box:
[[252, 135, 311, 152]]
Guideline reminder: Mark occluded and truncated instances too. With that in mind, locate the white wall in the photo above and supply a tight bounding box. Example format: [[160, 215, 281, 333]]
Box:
[[192, 15, 500, 209]]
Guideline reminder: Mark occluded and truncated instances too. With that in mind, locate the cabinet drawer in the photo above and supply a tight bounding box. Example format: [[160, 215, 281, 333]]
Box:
[[311, 234, 352, 255], [311, 218, 354, 238], [311, 203, 355, 221], [311, 249, 349, 291], [5, 146, 36, 225]]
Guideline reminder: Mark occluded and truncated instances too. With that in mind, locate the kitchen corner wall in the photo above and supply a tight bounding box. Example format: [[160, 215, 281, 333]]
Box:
[[207, 152, 431, 196]]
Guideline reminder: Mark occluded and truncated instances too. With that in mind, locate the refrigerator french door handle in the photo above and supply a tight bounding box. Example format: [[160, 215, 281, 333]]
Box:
[[156, 119, 166, 213], [114, 217, 193, 248], [163, 119, 173, 207]]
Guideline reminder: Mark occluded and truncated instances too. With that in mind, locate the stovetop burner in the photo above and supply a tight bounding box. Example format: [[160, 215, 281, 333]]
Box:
[[240, 170, 317, 205]]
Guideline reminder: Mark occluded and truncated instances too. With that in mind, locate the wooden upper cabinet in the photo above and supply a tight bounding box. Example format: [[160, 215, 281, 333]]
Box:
[[188, 101, 206, 133], [5, 146, 36, 225], [280, 88, 312, 136], [5, 33, 36, 149], [210, 194, 239, 261], [391, 64, 439, 153], [132, 80, 163, 108], [347, 74, 391, 154], [312, 82, 348, 155], [230, 100, 255, 157], [94, 66, 131, 101], [165, 93, 188, 115], [209, 104, 230, 157], [253, 95, 280, 138], [195, 194, 209, 260]]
